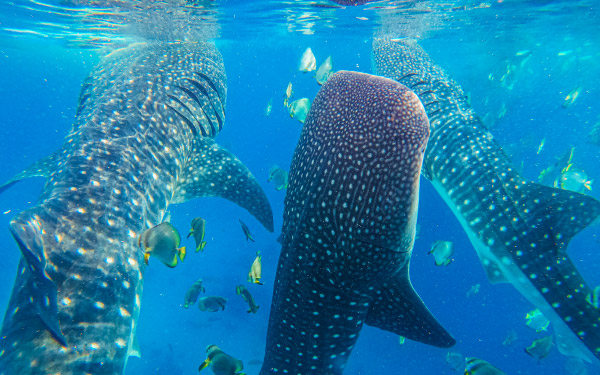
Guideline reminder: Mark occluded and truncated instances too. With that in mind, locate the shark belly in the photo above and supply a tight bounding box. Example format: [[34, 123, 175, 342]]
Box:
[[261, 71, 454, 375], [0, 42, 273, 375], [373, 38, 600, 363]]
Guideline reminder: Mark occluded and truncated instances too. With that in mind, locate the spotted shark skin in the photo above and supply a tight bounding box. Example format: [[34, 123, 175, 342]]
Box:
[[0, 42, 273, 375], [372, 38, 600, 363], [260, 71, 454, 375]]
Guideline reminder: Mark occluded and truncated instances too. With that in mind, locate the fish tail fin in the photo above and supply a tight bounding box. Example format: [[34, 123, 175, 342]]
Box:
[[196, 241, 207, 253], [199, 359, 211, 372], [179, 246, 187, 262], [9, 213, 68, 347]]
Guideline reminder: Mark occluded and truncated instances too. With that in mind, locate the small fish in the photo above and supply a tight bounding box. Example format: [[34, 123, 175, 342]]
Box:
[[283, 82, 293, 108], [497, 102, 507, 119], [558, 50, 573, 56], [183, 279, 206, 309], [557, 168, 593, 193], [264, 98, 273, 117], [515, 49, 531, 57], [502, 329, 518, 347], [467, 283, 480, 297], [428, 241, 454, 266], [299, 47, 316, 72], [268, 165, 289, 191], [199, 345, 245, 375], [398, 336, 406, 345], [236, 284, 259, 314], [537, 137, 546, 154], [465, 357, 505, 375], [197, 296, 227, 312], [2, 209, 10, 214], [248, 251, 263, 285], [288, 98, 311, 123], [445, 351, 464, 372], [585, 285, 600, 309], [188, 217, 207, 252], [315, 56, 333, 85], [525, 308, 550, 332], [525, 335, 554, 363], [562, 86, 582, 108], [138, 222, 186, 268], [239, 219, 255, 242]]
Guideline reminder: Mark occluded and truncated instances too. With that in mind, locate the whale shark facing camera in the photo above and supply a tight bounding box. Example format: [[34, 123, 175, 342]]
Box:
[[0, 42, 273, 375], [261, 71, 454, 375]]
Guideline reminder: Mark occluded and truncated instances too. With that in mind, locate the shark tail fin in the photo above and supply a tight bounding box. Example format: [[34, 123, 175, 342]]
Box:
[[0, 149, 64, 195], [365, 276, 455, 348], [521, 183, 600, 250], [9, 214, 67, 347]]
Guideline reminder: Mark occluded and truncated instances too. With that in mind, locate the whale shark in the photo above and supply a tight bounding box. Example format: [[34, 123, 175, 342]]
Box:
[[260, 71, 454, 375], [372, 38, 600, 363], [0, 42, 273, 375]]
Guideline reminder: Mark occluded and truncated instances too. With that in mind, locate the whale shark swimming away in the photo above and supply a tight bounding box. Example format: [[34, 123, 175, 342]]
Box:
[[0, 42, 273, 375], [372, 38, 600, 363], [261, 71, 454, 375]]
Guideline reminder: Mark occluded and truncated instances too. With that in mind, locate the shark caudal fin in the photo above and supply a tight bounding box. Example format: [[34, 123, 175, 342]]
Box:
[[9, 214, 67, 347], [365, 274, 455, 348], [172, 137, 274, 232]]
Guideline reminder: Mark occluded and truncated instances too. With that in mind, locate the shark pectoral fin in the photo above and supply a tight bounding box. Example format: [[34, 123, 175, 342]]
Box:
[[365, 277, 455, 348], [9, 216, 67, 347], [522, 183, 600, 249], [129, 335, 141, 358], [172, 138, 274, 232], [0, 149, 64, 195]]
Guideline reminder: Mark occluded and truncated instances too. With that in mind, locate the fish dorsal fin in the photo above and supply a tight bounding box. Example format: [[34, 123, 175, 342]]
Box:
[[172, 137, 273, 232], [0, 148, 65, 195], [129, 335, 141, 358], [519, 182, 600, 251], [9, 213, 67, 347], [365, 273, 455, 348]]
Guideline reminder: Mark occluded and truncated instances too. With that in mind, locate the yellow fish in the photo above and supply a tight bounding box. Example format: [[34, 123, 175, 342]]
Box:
[[199, 345, 245, 374], [298, 47, 316, 72], [283, 82, 293, 108], [248, 251, 263, 285], [536, 137, 545, 154], [562, 86, 582, 108], [187, 217, 207, 252], [138, 222, 186, 268], [288, 98, 311, 123]]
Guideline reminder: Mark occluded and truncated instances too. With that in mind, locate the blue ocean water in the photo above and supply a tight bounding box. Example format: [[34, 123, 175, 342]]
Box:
[[0, 0, 599, 374]]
